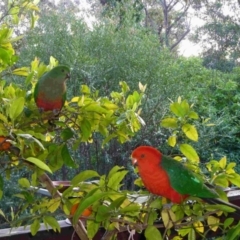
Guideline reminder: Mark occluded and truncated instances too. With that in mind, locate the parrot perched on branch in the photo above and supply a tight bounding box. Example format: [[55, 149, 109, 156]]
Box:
[[34, 65, 70, 114], [131, 146, 240, 213]]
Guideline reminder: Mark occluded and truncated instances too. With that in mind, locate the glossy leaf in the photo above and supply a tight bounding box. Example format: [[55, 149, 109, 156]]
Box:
[[71, 170, 99, 185], [73, 191, 109, 224], [168, 135, 176, 147], [30, 219, 40, 236], [26, 157, 52, 173], [228, 173, 240, 187], [9, 97, 24, 120], [18, 178, 30, 188], [224, 218, 234, 229], [207, 216, 219, 232], [87, 220, 100, 239], [225, 222, 240, 240], [95, 205, 110, 222], [182, 124, 198, 141], [107, 167, 128, 191], [219, 156, 227, 169], [48, 199, 61, 213], [180, 144, 199, 163], [145, 226, 162, 240], [205, 204, 235, 213], [170, 102, 185, 117], [188, 228, 196, 240], [61, 127, 74, 141], [161, 209, 174, 229], [43, 215, 60, 232], [188, 111, 199, 119], [161, 118, 178, 128], [193, 221, 204, 233], [61, 144, 77, 168]]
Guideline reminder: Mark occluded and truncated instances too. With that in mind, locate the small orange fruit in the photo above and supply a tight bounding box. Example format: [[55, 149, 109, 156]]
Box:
[[70, 203, 92, 217], [0, 136, 11, 151]]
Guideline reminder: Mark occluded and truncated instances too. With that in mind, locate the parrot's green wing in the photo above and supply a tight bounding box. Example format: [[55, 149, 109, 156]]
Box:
[[160, 155, 218, 198]]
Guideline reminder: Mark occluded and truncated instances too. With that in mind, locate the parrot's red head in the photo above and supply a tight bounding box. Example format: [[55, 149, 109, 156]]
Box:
[[131, 146, 162, 167]]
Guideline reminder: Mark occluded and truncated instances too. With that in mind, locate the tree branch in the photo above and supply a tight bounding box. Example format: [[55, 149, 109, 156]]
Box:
[[38, 173, 88, 240]]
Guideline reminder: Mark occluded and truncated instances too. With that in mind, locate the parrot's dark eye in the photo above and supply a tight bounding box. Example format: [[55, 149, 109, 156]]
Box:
[[140, 154, 145, 159]]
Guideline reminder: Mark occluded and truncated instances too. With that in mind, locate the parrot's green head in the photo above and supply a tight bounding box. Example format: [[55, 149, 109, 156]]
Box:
[[48, 65, 70, 82]]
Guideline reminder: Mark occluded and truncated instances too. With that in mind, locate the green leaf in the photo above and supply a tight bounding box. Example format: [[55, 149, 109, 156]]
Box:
[[147, 211, 158, 225], [43, 216, 60, 232], [180, 144, 199, 163], [207, 216, 219, 232], [145, 226, 162, 240], [9, 97, 25, 120], [110, 196, 126, 209], [48, 199, 61, 213], [25, 157, 52, 173], [81, 85, 91, 94], [108, 165, 125, 179], [150, 198, 162, 209], [225, 222, 240, 240], [61, 144, 77, 168], [182, 124, 198, 141], [61, 127, 74, 141], [224, 218, 234, 229], [71, 170, 99, 185], [12, 67, 29, 76], [178, 226, 191, 237], [193, 221, 204, 233], [228, 173, 240, 187], [87, 220, 100, 239], [80, 119, 91, 141], [48, 144, 63, 172], [107, 168, 128, 191], [213, 174, 229, 188], [188, 228, 196, 240], [161, 208, 175, 229], [18, 178, 30, 188], [219, 156, 227, 169], [160, 118, 178, 128], [95, 205, 110, 222], [30, 219, 40, 236], [119, 204, 140, 215], [170, 101, 189, 117], [73, 191, 108, 224], [168, 135, 176, 147], [188, 111, 199, 119], [205, 204, 236, 213], [226, 162, 236, 174]]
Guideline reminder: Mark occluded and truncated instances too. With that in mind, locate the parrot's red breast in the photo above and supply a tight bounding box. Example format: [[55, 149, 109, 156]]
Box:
[[35, 92, 64, 111], [131, 146, 188, 203]]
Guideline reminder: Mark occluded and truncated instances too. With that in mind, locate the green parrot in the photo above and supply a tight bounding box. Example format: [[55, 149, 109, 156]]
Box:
[[34, 65, 70, 113]]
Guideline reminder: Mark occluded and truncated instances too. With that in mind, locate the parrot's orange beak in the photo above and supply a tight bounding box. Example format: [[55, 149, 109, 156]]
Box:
[[131, 156, 138, 166]]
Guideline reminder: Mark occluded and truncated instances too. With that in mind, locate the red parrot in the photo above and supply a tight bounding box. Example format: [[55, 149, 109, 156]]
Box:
[[131, 146, 240, 211]]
